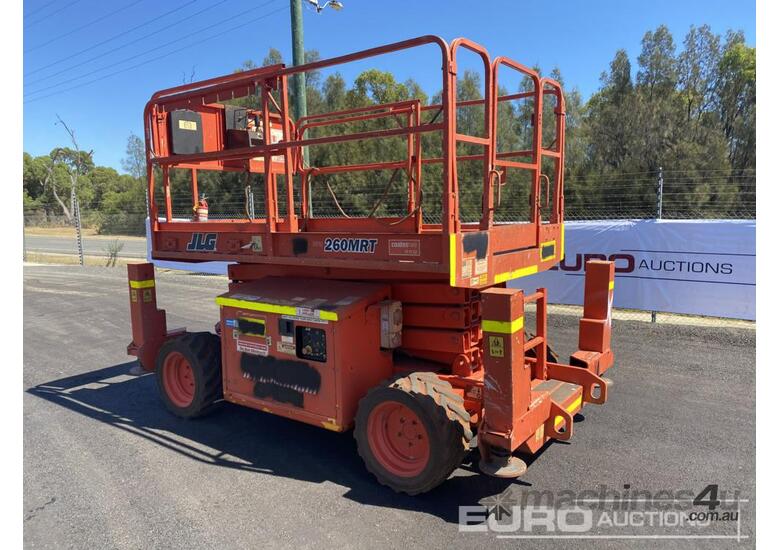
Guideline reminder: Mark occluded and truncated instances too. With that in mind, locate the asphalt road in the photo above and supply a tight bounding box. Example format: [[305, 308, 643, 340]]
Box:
[[23, 265, 756, 549], [24, 234, 147, 258]]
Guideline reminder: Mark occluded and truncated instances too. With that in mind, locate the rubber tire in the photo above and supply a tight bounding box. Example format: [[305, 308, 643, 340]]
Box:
[[156, 332, 223, 419], [354, 372, 473, 495]]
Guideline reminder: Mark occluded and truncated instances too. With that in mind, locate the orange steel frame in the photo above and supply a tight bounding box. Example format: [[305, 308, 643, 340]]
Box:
[[143, 36, 567, 289], [130, 35, 616, 472]]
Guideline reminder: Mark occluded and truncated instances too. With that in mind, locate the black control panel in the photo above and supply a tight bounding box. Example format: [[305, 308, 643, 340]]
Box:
[[296, 326, 327, 363]]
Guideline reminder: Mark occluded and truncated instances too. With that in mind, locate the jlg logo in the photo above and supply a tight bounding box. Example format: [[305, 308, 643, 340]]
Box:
[[186, 233, 218, 252]]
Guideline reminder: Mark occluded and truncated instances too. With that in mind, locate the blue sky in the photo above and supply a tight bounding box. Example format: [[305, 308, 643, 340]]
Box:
[[23, 0, 756, 171]]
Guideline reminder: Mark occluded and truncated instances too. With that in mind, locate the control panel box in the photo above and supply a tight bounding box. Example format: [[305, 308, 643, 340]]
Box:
[[216, 277, 392, 431]]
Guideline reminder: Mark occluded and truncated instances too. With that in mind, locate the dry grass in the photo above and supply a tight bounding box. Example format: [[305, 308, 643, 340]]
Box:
[[23, 252, 137, 267], [24, 226, 98, 237], [24, 226, 145, 241]]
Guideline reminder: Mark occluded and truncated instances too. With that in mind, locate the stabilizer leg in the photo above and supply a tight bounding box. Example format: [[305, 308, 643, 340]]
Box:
[[127, 263, 170, 371], [570, 260, 616, 376]]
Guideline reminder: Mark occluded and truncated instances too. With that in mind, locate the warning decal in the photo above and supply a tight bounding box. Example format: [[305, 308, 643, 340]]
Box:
[[488, 336, 504, 357], [237, 338, 269, 356]]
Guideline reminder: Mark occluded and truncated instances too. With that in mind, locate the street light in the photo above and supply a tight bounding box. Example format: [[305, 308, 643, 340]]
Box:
[[291, 0, 344, 124], [306, 0, 343, 12]]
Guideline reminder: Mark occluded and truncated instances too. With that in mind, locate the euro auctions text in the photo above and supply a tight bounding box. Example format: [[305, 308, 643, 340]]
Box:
[[459, 484, 747, 541]]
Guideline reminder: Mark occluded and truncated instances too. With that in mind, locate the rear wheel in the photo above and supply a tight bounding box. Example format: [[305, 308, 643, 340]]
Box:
[[156, 332, 222, 418], [354, 372, 473, 495]]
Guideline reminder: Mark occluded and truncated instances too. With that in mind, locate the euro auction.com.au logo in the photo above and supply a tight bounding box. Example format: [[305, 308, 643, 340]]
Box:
[[459, 484, 748, 541]]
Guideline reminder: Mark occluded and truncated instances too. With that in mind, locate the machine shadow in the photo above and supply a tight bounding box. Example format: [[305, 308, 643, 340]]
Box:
[[28, 362, 560, 524]]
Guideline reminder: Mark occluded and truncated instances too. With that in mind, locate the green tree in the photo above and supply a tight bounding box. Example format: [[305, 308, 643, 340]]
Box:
[[637, 25, 678, 97], [583, 49, 637, 171], [97, 176, 148, 235], [678, 25, 721, 121], [121, 134, 145, 180], [717, 32, 755, 173], [27, 146, 94, 223]]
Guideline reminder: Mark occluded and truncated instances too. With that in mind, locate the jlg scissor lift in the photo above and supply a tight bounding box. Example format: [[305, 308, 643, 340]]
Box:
[[127, 36, 615, 494]]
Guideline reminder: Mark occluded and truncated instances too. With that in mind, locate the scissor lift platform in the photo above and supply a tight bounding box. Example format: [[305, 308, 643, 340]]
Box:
[[144, 35, 566, 289]]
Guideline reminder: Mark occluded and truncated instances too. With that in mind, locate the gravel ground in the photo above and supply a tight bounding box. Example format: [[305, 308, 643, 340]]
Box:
[[24, 265, 755, 549]]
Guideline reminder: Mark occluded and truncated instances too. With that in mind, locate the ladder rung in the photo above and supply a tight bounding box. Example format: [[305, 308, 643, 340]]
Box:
[[524, 336, 544, 352]]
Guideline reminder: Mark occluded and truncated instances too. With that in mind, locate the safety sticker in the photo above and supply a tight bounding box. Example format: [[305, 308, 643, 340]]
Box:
[[239, 235, 262, 252], [488, 336, 504, 358], [277, 341, 296, 355], [130, 289, 138, 303], [142, 289, 152, 303], [294, 305, 332, 321], [282, 314, 328, 325], [270, 126, 285, 163], [237, 338, 269, 356], [296, 306, 316, 318], [462, 258, 473, 279], [474, 257, 488, 275]]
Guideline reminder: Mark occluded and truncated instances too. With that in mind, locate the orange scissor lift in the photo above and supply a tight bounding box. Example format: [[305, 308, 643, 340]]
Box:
[[127, 36, 616, 494]]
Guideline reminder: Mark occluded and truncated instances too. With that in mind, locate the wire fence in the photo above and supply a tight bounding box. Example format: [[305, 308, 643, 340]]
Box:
[[23, 168, 755, 326]]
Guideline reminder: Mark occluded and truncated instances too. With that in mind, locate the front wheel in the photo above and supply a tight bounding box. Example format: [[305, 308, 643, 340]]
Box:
[[156, 332, 222, 418], [354, 372, 473, 495]]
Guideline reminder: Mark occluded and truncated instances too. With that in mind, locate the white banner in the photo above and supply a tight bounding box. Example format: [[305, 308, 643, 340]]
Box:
[[509, 219, 756, 320]]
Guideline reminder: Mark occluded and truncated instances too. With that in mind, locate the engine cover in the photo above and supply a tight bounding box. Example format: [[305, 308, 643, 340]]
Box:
[[216, 277, 392, 431]]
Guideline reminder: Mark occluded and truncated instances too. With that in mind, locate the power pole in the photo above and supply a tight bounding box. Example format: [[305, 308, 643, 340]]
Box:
[[72, 191, 84, 267], [290, 0, 310, 217], [290, 0, 308, 165], [656, 166, 664, 221], [289, 1, 343, 215], [651, 166, 663, 323]]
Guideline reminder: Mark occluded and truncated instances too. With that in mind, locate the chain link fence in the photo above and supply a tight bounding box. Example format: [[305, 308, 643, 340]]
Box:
[[565, 168, 756, 221], [23, 168, 755, 327]]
